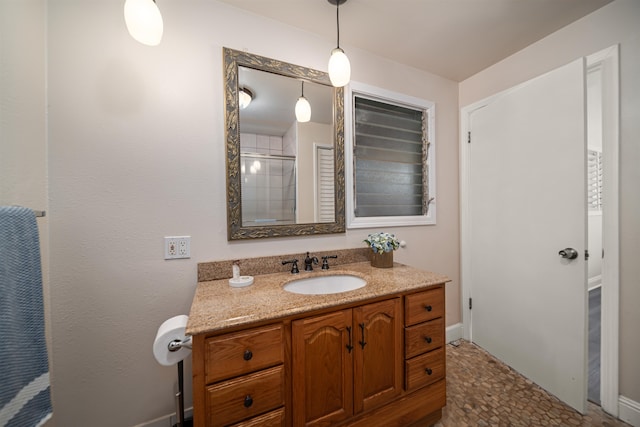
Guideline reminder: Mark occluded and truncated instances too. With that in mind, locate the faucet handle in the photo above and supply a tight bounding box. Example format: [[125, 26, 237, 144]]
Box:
[[321, 255, 338, 270], [282, 259, 299, 274]]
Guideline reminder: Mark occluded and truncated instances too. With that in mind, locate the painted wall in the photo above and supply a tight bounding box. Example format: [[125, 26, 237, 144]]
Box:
[[41, 0, 460, 425], [460, 0, 640, 406], [0, 3, 52, 425], [297, 121, 332, 223]]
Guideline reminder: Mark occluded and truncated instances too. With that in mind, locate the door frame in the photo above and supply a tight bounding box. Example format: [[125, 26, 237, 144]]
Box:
[[459, 45, 619, 416]]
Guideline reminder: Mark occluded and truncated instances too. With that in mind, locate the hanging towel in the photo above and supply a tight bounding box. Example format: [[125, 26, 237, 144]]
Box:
[[0, 206, 52, 427]]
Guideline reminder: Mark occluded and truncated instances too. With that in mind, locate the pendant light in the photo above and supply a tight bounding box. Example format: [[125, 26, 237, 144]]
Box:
[[124, 0, 164, 46], [327, 0, 351, 87], [239, 87, 253, 109], [295, 81, 311, 123]]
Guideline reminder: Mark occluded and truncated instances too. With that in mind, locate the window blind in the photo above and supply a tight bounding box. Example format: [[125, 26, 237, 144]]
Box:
[[316, 146, 335, 222], [587, 149, 603, 211], [353, 96, 426, 217]]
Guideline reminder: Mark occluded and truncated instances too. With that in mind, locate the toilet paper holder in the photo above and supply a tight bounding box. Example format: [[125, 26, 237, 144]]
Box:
[[153, 316, 193, 427], [168, 337, 192, 352]]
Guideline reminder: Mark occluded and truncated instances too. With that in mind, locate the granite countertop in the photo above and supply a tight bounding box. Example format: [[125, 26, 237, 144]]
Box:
[[186, 261, 449, 336]]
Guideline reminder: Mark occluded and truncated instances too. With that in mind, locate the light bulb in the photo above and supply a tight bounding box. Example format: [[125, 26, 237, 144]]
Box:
[[295, 96, 311, 122], [239, 89, 252, 109], [124, 0, 163, 46], [328, 48, 351, 87]]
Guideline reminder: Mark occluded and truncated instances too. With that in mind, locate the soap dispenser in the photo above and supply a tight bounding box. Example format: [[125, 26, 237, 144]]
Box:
[[228, 260, 254, 288]]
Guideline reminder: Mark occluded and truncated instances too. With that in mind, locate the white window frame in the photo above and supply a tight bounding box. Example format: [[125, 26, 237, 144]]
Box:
[[344, 81, 436, 229]]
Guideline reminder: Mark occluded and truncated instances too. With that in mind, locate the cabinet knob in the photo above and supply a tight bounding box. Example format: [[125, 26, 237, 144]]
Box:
[[425, 368, 433, 375], [244, 395, 253, 408], [424, 336, 432, 344], [424, 305, 433, 312], [243, 350, 253, 361]]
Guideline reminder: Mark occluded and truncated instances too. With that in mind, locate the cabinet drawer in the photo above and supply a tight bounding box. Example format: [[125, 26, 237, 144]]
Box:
[[404, 287, 444, 326], [229, 407, 285, 427], [405, 317, 444, 359], [207, 365, 284, 427], [405, 348, 445, 391], [205, 324, 283, 383]]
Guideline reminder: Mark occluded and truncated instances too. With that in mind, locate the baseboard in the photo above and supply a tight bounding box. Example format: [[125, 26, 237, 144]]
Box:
[[134, 407, 193, 427], [446, 322, 463, 344], [619, 396, 640, 427]]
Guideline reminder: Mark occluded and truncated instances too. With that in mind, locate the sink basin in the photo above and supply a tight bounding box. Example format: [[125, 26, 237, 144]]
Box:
[[284, 274, 366, 295]]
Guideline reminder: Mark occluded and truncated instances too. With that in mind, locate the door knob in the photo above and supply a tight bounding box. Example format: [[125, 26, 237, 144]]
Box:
[[558, 248, 578, 260]]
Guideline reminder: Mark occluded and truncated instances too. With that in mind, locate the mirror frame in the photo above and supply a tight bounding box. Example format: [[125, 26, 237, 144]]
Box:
[[223, 47, 345, 240]]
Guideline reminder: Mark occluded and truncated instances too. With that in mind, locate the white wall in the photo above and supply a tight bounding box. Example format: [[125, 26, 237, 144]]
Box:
[[460, 0, 640, 406], [0, 3, 51, 425], [297, 121, 332, 223], [42, 1, 460, 425]]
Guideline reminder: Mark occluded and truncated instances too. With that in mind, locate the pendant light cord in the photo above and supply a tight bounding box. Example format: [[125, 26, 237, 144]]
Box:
[[336, 1, 341, 48]]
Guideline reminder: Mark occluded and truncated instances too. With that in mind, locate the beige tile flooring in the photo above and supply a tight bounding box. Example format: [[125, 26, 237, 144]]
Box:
[[435, 340, 630, 427]]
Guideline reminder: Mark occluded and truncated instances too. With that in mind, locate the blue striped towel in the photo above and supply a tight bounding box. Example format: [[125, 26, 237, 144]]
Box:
[[0, 206, 52, 427]]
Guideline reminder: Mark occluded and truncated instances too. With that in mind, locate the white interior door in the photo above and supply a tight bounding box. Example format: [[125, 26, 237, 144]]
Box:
[[468, 59, 588, 413]]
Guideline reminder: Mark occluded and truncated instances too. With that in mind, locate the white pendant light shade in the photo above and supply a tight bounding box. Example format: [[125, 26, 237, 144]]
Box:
[[328, 47, 351, 87], [295, 96, 311, 123], [239, 88, 253, 109], [124, 0, 164, 46]]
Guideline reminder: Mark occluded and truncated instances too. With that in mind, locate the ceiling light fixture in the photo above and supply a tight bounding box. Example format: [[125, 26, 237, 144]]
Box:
[[327, 0, 351, 87], [295, 81, 311, 123], [239, 87, 253, 109], [124, 0, 164, 46]]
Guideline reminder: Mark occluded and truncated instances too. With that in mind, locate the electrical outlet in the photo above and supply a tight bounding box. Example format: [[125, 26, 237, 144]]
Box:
[[165, 236, 190, 260]]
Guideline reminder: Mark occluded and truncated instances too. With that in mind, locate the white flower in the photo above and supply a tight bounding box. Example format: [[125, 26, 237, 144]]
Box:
[[364, 232, 400, 254]]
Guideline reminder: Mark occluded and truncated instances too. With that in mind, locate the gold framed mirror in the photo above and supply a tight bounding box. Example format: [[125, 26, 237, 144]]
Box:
[[223, 48, 345, 240]]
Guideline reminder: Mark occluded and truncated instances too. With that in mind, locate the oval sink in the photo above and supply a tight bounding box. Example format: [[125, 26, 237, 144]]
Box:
[[284, 274, 366, 295]]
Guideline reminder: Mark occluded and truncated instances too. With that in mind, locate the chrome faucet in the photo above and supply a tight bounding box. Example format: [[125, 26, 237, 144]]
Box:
[[304, 252, 319, 271]]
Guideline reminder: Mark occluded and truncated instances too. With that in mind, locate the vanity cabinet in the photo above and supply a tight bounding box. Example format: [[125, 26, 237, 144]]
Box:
[[404, 288, 446, 391], [197, 324, 286, 427], [291, 298, 402, 426], [191, 282, 446, 427]]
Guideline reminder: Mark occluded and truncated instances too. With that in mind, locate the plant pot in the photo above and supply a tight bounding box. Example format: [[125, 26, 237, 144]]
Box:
[[370, 251, 393, 268]]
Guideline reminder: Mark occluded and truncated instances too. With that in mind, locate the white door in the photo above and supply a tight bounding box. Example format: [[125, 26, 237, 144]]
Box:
[[468, 59, 588, 413]]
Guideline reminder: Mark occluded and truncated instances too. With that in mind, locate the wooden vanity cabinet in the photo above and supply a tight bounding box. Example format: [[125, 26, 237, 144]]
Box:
[[194, 324, 286, 427], [404, 287, 446, 392], [291, 298, 402, 426], [192, 284, 446, 427]]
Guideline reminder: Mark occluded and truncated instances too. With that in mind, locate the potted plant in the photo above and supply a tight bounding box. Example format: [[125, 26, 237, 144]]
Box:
[[364, 232, 400, 268]]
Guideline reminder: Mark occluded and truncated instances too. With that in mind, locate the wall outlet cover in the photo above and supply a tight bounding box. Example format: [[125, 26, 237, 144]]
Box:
[[164, 236, 190, 259]]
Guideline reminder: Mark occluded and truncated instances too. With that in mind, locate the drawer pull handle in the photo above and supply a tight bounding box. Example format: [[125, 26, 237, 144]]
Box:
[[424, 305, 433, 312], [424, 336, 432, 344], [425, 368, 433, 375], [244, 395, 253, 408], [243, 350, 253, 361], [346, 326, 354, 353]]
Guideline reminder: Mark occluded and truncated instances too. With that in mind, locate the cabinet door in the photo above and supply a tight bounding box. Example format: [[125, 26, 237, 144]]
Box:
[[292, 309, 354, 426], [353, 298, 402, 413]]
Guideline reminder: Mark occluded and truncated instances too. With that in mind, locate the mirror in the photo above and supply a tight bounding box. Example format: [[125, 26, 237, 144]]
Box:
[[224, 48, 345, 240]]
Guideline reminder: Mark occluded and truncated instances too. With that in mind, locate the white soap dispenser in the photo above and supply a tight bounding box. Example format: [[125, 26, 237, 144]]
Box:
[[229, 260, 254, 287]]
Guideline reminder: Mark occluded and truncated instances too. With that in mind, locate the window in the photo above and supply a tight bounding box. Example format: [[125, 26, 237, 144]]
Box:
[[345, 82, 435, 228], [588, 149, 603, 212]]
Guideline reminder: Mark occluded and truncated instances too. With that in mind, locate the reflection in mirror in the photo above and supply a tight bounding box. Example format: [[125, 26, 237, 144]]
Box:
[[224, 48, 345, 240]]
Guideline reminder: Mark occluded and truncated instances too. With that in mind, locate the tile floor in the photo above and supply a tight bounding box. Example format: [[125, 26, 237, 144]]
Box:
[[435, 340, 629, 427]]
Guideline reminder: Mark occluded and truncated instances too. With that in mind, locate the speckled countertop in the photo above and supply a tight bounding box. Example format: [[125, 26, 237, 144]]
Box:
[[186, 260, 449, 336]]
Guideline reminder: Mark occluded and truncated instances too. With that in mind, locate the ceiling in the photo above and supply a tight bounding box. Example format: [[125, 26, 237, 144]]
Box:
[[218, 0, 613, 82]]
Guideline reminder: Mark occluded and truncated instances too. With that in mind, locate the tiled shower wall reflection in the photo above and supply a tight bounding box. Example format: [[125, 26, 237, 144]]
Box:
[[240, 133, 296, 226]]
